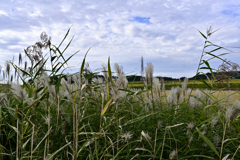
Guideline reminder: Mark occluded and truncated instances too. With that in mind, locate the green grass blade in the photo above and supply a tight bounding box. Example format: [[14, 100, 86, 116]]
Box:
[[122, 112, 160, 127], [201, 60, 215, 81], [206, 52, 231, 62], [33, 59, 48, 80], [198, 30, 207, 39], [80, 47, 91, 75], [196, 127, 219, 157], [55, 52, 79, 74], [205, 52, 232, 67], [46, 142, 71, 160], [199, 77, 212, 89], [108, 57, 114, 87], [62, 35, 75, 55], [58, 27, 71, 48], [51, 45, 67, 65]]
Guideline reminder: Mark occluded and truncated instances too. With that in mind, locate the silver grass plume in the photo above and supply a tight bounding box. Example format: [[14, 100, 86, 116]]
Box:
[[11, 83, 28, 101], [144, 63, 154, 100], [167, 87, 176, 107], [141, 131, 151, 141], [202, 89, 212, 106], [114, 63, 128, 89], [188, 97, 197, 109], [61, 78, 72, 94], [169, 150, 177, 160], [145, 62, 154, 87], [152, 77, 161, 102], [114, 63, 122, 76], [213, 135, 221, 147], [225, 106, 234, 122], [195, 89, 204, 107], [231, 100, 240, 120], [39, 73, 50, 87], [182, 77, 188, 97], [175, 86, 182, 104], [120, 131, 133, 142], [186, 122, 194, 137], [48, 84, 56, 99], [226, 90, 232, 105]]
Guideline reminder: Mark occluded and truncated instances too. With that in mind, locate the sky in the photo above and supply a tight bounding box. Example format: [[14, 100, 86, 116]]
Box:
[[1, 0, 240, 79]]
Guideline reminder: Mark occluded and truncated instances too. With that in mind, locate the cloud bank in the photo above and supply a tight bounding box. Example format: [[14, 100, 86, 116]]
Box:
[[1, 0, 240, 78]]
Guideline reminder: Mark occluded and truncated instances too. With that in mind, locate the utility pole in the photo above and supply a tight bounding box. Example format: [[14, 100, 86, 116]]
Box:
[[141, 56, 144, 81]]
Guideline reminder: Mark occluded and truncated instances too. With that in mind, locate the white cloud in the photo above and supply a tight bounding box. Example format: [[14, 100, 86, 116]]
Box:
[[0, 10, 8, 16], [0, 0, 240, 78]]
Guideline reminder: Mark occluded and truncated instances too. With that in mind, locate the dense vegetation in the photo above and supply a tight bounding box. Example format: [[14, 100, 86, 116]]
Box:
[[0, 27, 240, 160]]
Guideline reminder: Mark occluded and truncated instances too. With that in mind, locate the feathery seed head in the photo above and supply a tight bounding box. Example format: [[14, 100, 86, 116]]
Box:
[[225, 106, 234, 122], [182, 77, 188, 92], [40, 73, 50, 87], [195, 89, 202, 99], [11, 83, 28, 100], [145, 62, 154, 85], [42, 115, 51, 125], [207, 26, 213, 37], [120, 131, 133, 142], [48, 84, 56, 98], [153, 77, 161, 94], [213, 135, 220, 147], [211, 116, 219, 129], [187, 88, 191, 97], [169, 150, 177, 160], [72, 74, 81, 87], [157, 120, 163, 129], [61, 78, 71, 94], [167, 87, 176, 107], [6, 62, 10, 78], [226, 90, 232, 104], [187, 122, 194, 130], [18, 53, 22, 66], [231, 100, 240, 119], [141, 131, 151, 141], [233, 100, 240, 109], [114, 90, 128, 102], [175, 105, 180, 114], [188, 135, 193, 147], [186, 122, 194, 136], [114, 63, 122, 76]]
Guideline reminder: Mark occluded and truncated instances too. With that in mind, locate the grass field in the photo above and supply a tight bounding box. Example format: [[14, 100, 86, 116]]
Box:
[[129, 79, 240, 90]]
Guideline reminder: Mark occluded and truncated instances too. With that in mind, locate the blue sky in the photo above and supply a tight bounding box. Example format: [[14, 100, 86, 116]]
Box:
[[1, 0, 240, 79]]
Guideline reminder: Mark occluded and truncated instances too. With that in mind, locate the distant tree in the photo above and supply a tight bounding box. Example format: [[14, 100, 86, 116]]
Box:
[[216, 60, 240, 87]]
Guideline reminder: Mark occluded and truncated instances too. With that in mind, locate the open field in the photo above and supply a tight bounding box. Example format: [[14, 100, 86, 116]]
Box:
[[129, 79, 240, 90]]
